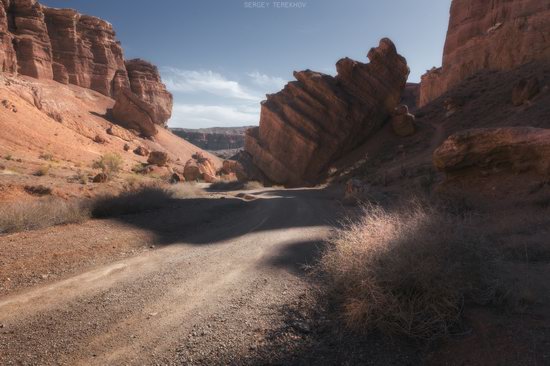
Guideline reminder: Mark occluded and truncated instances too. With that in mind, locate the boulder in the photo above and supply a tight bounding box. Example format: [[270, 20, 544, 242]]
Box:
[[244, 38, 409, 186], [126, 59, 173, 126], [391, 105, 415, 137], [434, 127, 550, 177], [170, 172, 184, 184], [183, 153, 218, 182], [419, 0, 550, 106], [133, 146, 149, 157], [183, 159, 201, 182], [93, 134, 107, 144], [512, 77, 540, 106], [112, 89, 158, 137], [147, 151, 168, 167]]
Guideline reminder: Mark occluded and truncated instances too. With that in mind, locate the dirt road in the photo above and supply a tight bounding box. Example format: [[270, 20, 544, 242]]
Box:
[[0, 188, 341, 365]]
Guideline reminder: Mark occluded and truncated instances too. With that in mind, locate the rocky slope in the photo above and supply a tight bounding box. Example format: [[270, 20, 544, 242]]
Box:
[[419, 0, 550, 106], [0, 0, 172, 131], [244, 38, 409, 186]]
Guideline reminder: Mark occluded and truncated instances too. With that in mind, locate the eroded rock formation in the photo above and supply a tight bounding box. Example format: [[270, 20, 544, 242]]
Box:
[[112, 89, 158, 138], [434, 127, 550, 177], [126, 59, 172, 127], [419, 0, 550, 106], [244, 38, 409, 186], [43, 7, 129, 96], [0, 0, 172, 131]]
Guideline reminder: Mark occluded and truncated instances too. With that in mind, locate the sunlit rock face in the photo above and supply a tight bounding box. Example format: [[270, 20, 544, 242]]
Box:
[[245, 38, 409, 187], [0, 0, 173, 135], [419, 0, 550, 107], [125, 59, 173, 127]]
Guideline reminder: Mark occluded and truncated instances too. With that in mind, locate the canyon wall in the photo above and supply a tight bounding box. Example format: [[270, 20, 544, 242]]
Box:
[[0, 0, 172, 130], [419, 0, 550, 107], [171, 127, 250, 151], [244, 38, 409, 186]]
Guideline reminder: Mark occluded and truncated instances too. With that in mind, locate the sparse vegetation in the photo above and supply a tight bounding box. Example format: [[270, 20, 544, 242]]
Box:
[[92, 153, 123, 178], [0, 185, 200, 235], [90, 186, 176, 218], [34, 165, 50, 176], [316, 200, 505, 341], [4, 153, 12, 161], [39, 152, 55, 161], [0, 198, 89, 234]]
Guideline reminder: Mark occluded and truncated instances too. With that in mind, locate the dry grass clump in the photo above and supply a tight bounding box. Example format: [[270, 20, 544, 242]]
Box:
[[316, 200, 504, 341], [34, 165, 50, 176], [90, 186, 176, 218], [0, 198, 89, 234], [92, 153, 123, 177]]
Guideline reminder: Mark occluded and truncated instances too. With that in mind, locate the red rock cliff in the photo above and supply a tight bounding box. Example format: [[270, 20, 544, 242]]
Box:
[[419, 0, 550, 107], [43, 7, 129, 97], [245, 38, 409, 186], [126, 59, 172, 126], [0, 0, 173, 131]]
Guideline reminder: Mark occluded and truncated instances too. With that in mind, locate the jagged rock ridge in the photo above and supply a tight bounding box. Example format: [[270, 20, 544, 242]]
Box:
[[244, 38, 409, 186], [419, 0, 550, 107]]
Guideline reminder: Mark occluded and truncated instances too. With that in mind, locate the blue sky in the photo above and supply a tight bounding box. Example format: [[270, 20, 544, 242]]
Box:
[[41, 0, 451, 128]]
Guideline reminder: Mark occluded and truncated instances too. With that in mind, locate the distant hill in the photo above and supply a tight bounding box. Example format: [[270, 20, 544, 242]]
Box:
[[171, 127, 253, 151]]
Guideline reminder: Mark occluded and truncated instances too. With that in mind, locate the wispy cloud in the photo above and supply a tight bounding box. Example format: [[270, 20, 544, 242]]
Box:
[[246, 71, 287, 91], [162, 68, 260, 101], [162, 67, 288, 128], [170, 103, 260, 128]]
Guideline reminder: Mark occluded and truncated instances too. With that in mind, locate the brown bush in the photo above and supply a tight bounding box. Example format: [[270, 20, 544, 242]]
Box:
[[316, 200, 504, 341], [90, 186, 176, 218], [0, 198, 89, 234]]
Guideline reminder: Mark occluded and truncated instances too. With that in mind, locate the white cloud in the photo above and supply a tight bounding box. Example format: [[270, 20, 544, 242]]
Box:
[[169, 103, 260, 128], [247, 71, 287, 91], [162, 68, 260, 101]]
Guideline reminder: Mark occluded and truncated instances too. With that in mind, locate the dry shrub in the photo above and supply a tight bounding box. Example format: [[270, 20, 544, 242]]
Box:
[[0, 198, 89, 234], [92, 153, 123, 177], [90, 186, 176, 218], [316, 200, 504, 341], [34, 165, 50, 176]]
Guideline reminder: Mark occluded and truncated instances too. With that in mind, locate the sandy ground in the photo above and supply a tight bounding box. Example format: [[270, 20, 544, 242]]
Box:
[[0, 187, 343, 365]]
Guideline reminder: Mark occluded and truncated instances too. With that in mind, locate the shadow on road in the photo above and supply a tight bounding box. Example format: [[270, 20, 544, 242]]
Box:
[[99, 186, 344, 275]]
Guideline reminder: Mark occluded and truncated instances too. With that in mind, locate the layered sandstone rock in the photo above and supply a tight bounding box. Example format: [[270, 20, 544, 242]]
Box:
[[0, 2, 17, 73], [126, 59, 172, 126], [0, 0, 172, 125], [10, 0, 53, 79], [245, 38, 409, 186], [112, 89, 158, 138], [434, 127, 550, 177], [419, 0, 550, 107], [43, 8, 129, 96]]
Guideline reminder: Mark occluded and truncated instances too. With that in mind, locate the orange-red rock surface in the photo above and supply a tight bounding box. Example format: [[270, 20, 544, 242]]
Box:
[[0, 0, 172, 130], [434, 127, 550, 177], [245, 38, 409, 186], [126, 59, 172, 127], [419, 0, 550, 107]]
